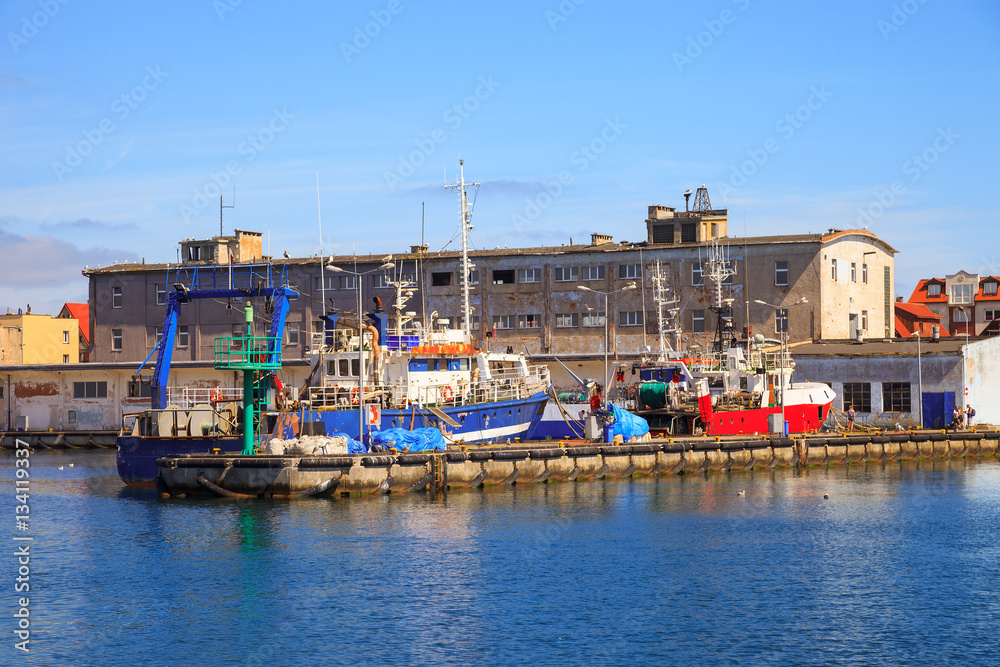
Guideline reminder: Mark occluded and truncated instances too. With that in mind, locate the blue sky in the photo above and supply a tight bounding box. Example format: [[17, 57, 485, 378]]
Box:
[[2, 0, 998, 316]]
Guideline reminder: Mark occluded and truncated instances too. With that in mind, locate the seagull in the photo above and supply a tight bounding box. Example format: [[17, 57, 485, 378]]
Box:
[[283, 250, 290, 258], [57, 466, 64, 470], [736, 490, 746, 496], [68, 463, 75, 467]]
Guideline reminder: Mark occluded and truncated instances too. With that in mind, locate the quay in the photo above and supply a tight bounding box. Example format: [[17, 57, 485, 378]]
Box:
[[154, 429, 1000, 498], [1, 430, 118, 449]]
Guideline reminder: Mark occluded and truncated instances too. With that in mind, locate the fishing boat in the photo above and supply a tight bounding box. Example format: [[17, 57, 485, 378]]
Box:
[[117, 161, 550, 485]]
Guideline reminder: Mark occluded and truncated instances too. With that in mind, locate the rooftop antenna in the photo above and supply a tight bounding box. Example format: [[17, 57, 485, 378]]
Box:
[[445, 159, 479, 338], [692, 185, 711, 212], [220, 188, 236, 237]]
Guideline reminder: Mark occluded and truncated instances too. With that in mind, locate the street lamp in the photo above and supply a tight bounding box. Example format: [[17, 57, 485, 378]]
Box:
[[956, 306, 971, 411], [912, 330, 923, 428], [754, 297, 808, 435], [577, 282, 637, 388], [326, 259, 395, 443]]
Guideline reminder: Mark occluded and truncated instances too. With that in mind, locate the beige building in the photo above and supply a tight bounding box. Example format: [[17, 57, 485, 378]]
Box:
[[0, 309, 80, 365], [82, 194, 898, 366]]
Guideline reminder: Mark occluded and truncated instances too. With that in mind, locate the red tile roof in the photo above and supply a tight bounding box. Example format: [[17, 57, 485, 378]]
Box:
[[60, 302, 89, 344], [894, 301, 942, 319], [908, 278, 947, 304]]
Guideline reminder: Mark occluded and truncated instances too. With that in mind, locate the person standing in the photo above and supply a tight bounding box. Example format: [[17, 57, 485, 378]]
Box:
[[966, 404, 975, 428], [952, 406, 963, 430], [846, 404, 855, 431]]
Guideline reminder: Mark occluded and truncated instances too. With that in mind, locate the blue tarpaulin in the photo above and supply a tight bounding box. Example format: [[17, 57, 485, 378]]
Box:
[[608, 403, 650, 441], [328, 432, 367, 454], [369, 427, 447, 452]]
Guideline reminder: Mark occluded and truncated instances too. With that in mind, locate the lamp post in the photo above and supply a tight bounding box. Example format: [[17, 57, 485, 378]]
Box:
[[912, 330, 923, 428], [754, 297, 808, 435], [326, 259, 395, 443], [956, 306, 971, 411], [577, 282, 636, 388]]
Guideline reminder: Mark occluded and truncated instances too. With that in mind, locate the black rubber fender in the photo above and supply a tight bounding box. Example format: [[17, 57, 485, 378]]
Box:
[[629, 444, 660, 454], [566, 446, 601, 457], [492, 450, 529, 461], [361, 455, 396, 467], [528, 449, 565, 460], [396, 454, 430, 465], [445, 451, 468, 463], [468, 451, 491, 462], [600, 445, 633, 456], [298, 457, 355, 469]]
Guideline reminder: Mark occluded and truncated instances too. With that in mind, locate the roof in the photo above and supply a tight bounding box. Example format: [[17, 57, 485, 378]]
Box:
[[59, 303, 90, 344], [908, 278, 948, 304], [894, 301, 942, 319], [793, 337, 970, 357], [820, 228, 900, 254]]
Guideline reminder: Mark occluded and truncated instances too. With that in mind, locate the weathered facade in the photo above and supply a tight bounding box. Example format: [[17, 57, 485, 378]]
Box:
[[0, 311, 80, 365], [82, 198, 897, 365], [791, 336, 1000, 428]]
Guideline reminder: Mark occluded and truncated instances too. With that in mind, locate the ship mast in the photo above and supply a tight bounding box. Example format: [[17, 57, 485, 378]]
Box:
[[703, 237, 738, 354], [445, 159, 479, 337], [651, 259, 680, 360]]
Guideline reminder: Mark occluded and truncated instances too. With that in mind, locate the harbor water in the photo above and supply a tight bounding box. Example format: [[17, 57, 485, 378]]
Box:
[[3, 450, 1000, 666]]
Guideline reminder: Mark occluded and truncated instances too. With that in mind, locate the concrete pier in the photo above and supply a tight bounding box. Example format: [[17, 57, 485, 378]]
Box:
[[155, 430, 1000, 498]]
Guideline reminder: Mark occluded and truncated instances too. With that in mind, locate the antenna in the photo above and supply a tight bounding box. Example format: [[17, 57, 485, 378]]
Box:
[[445, 159, 479, 338], [317, 172, 326, 316], [220, 188, 236, 237], [692, 185, 712, 212]]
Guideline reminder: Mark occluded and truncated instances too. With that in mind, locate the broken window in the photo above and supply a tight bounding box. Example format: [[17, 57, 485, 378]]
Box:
[[492, 270, 515, 285], [842, 382, 871, 413], [882, 382, 911, 413]]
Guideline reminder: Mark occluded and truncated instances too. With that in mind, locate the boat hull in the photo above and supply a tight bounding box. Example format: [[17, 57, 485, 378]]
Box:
[[117, 392, 549, 486], [525, 402, 587, 440]]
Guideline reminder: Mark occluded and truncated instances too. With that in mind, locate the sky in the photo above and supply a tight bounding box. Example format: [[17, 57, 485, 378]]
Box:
[[1, 0, 998, 316]]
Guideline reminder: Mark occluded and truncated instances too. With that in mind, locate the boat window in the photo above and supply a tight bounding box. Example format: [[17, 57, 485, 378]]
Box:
[[448, 359, 467, 371], [351, 359, 360, 376], [327, 361, 337, 376], [339, 359, 349, 376], [409, 359, 429, 372]]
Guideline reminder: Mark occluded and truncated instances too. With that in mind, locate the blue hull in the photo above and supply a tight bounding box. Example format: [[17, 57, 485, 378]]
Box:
[[117, 392, 548, 486], [117, 435, 242, 486], [524, 402, 587, 440]]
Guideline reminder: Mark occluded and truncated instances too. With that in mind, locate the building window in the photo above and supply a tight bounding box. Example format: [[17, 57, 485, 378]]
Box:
[[984, 281, 998, 296], [492, 270, 515, 285], [74, 381, 108, 398], [831, 259, 837, 282], [340, 275, 358, 290], [951, 284, 974, 304], [519, 268, 542, 284], [112, 286, 122, 308], [692, 262, 704, 286], [187, 246, 202, 261], [457, 315, 480, 330], [286, 322, 300, 345], [862, 263, 868, 284], [63, 354, 69, 363], [926, 283, 941, 297], [68, 410, 76, 424], [680, 222, 696, 243], [619, 264, 640, 279], [851, 262, 857, 283], [555, 267, 579, 282], [177, 325, 189, 347], [492, 315, 514, 330], [692, 310, 705, 334], [467, 269, 479, 285], [111, 328, 123, 351], [314, 276, 336, 291], [231, 324, 243, 350], [651, 224, 673, 244], [153, 326, 163, 346], [861, 310, 868, 331], [63, 330, 70, 344], [711, 223, 718, 237], [882, 382, 911, 413], [775, 261, 789, 287], [582, 311, 605, 327], [518, 314, 541, 329], [953, 308, 970, 323], [985, 309, 1000, 322], [842, 382, 872, 413], [372, 274, 390, 288], [156, 283, 166, 305], [619, 311, 643, 327], [556, 313, 578, 328], [581, 266, 605, 281], [775, 308, 788, 333]]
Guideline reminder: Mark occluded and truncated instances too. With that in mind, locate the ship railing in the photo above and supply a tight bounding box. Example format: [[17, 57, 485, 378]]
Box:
[[122, 404, 239, 438], [166, 386, 243, 408]]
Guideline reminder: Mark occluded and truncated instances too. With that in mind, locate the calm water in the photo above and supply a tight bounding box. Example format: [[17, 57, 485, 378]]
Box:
[[3, 449, 999, 666]]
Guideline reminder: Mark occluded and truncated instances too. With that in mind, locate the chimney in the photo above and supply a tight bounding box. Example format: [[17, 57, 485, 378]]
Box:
[[590, 233, 613, 246]]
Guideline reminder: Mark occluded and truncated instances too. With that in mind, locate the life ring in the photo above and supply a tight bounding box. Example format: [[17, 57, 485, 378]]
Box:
[[350, 386, 360, 405], [443, 385, 454, 402], [210, 389, 222, 404]]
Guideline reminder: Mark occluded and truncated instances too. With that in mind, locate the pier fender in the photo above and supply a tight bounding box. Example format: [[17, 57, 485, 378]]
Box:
[[619, 456, 637, 479], [593, 459, 610, 479], [531, 461, 552, 484], [567, 460, 582, 481], [376, 474, 395, 495], [155, 476, 170, 499], [403, 472, 433, 493], [197, 474, 256, 499], [271, 474, 343, 499], [469, 466, 489, 488], [501, 464, 520, 486]]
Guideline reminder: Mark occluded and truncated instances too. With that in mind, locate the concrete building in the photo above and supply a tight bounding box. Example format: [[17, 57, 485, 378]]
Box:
[[58, 302, 90, 362], [907, 271, 1000, 336], [82, 192, 898, 366], [792, 336, 1000, 428], [0, 308, 80, 365]]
